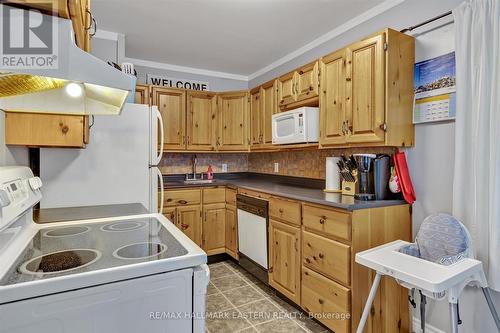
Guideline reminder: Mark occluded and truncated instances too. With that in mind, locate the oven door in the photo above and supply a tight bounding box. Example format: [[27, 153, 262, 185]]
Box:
[[272, 112, 303, 144]]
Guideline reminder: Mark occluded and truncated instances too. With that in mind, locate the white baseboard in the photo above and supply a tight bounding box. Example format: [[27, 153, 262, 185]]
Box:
[[413, 317, 447, 333]]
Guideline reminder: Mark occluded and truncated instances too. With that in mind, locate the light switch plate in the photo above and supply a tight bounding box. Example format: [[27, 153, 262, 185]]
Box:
[[222, 164, 228, 172], [274, 162, 279, 173]]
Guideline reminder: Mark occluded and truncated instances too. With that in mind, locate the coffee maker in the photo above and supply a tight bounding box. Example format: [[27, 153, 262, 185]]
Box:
[[352, 154, 391, 201]]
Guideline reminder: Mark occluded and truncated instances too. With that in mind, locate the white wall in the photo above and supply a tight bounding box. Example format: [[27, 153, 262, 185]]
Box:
[[91, 36, 248, 92]]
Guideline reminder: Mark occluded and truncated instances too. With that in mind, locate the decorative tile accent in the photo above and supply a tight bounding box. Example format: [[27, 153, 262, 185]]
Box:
[[159, 153, 248, 175], [248, 147, 395, 179]]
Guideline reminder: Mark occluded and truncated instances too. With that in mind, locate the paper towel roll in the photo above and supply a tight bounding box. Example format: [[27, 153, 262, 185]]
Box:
[[324, 157, 341, 192]]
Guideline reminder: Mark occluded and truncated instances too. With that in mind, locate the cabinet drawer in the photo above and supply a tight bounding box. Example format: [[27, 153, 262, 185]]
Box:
[[303, 231, 351, 285], [164, 189, 201, 207], [269, 197, 301, 226], [226, 188, 237, 206], [302, 204, 351, 241], [202, 187, 226, 204], [302, 266, 350, 333], [238, 188, 270, 200]]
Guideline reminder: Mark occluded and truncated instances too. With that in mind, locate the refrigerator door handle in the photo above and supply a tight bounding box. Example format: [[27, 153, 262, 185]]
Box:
[[156, 167, 164, 214], [152, 106, 164, 166]]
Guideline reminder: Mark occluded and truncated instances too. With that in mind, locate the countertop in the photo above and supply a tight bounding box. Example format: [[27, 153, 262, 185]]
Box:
[[34, 203, 149, 224], [163, 173, 407, 211]]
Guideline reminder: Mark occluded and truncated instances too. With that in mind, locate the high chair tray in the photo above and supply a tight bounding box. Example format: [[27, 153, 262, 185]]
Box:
[[355, 240, 483, 293]]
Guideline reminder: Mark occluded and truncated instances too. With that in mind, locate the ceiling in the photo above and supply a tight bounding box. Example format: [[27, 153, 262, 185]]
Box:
[[92, 0, 390, 77]]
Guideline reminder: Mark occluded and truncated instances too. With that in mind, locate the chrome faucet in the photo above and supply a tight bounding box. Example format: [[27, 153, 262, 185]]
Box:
[[191, 154, 197, 179]]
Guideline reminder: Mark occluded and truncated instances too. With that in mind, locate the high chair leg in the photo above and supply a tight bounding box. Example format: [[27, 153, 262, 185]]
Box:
[[450, 302, 459, 333], [482, 287, 500, 332], [356, 272, 382, 333]]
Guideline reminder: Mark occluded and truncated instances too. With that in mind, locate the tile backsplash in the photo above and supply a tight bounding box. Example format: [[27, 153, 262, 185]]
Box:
[[161, 147, 395, 179], [248, 147, 396, 179], [160, 153, 248, 174]]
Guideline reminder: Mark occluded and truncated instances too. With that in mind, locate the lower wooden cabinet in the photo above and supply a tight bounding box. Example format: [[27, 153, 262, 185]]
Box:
[[202, 203, 226, 255], [176, 205, 202, 247], [268, 219, 301, 304], [225, 204, 238, 259], [5, 112, 90, 148], [302, 266, 351, 333]]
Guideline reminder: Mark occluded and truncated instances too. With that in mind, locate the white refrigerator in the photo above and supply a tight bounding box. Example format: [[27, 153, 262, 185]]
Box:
[[39, 103, 165, 213]]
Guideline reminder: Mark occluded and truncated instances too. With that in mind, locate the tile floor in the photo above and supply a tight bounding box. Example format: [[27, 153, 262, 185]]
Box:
[[205, 260, 332, 333]]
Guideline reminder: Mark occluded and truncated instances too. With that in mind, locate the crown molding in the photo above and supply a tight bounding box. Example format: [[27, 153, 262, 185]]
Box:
[[247, 0, 406, 81]]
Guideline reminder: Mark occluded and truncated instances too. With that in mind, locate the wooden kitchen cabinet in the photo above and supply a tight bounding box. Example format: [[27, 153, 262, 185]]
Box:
[[320, 49, 347, 146], [260, 80, 277, 146], [203, 203, 226, 255], [216, 91, 249, 151], [269, 219, 301, 304], [319, 29, 415, 148], [225, 204, 238, 259], [278, 61, 319, 110], [162, 207, 176, 224], [177, 205, 202, 247], [186, 91, 217, 151], [151, 87, 186, 151], [5, 112, 89, 148], [250, 87, 261, 146], [135, 85, 150, 104]]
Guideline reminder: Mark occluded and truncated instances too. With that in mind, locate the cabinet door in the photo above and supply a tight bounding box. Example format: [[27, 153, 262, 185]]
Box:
[[203, 203, 226, 255], [345, 33, 386, 143], [296, 61, 319, 102], [250, 89, 262, 145], [162, 208, 177, 225], [176, 205, 202, 247], [186, 91, 217, 151], [260, 80, 277, 146], [225, 205, 238, 259], [269, 219, 301, 304], [217, 92, 249, 151], [135, 85, 150, 104], [152, 87, 186, 150], [320, 50, 347, 146], [277, 71, 297, 108]]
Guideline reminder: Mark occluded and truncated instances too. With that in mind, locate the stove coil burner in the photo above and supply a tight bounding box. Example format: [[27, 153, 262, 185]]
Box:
[[100, 221, 148, 233], [113, 242, 167, 260], [19, 249, 101, 275], [43, 226, 91, 238]]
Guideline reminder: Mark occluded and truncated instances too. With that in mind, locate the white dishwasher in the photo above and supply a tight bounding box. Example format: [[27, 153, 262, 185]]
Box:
[[237, 194, 269, 284]]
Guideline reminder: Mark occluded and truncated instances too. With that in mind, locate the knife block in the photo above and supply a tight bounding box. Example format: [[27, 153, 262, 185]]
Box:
[[342, 173, 358, 196]]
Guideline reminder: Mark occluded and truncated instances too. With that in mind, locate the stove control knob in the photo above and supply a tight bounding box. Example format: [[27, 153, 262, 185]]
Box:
[[29, 177, 43, 191], [0, 189, 11, 208]]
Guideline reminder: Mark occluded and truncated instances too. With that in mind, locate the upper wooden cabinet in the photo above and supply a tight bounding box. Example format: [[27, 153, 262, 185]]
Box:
[[260, 80, 278, 146], [186, 91, 217, 151], [217, 91, 249, 151], [151, 87, 186, 151], [278, 61, 319, 110], [7, 0, 93, 52], [320, 49, 347, 146], [135, 85, 150, 104], [250, 88, 261, 145], [319, 29, 415, 148]]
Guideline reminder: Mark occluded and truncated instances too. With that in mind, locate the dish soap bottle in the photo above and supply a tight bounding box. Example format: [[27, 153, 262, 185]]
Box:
[[207, 165, 214, 180]]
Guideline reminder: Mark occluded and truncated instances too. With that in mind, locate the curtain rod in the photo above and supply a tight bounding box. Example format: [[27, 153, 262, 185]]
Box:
[[400, 11, 453, 33]]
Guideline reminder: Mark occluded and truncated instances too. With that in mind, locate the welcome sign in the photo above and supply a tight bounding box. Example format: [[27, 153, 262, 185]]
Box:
[[146, 74, 210, 91]]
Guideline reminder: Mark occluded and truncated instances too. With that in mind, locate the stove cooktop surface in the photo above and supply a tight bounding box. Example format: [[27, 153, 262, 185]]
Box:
[[1, 218, 188, 286]]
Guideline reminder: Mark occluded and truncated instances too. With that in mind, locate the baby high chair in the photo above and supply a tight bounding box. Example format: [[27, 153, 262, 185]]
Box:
[[355, 213, 500, 333]]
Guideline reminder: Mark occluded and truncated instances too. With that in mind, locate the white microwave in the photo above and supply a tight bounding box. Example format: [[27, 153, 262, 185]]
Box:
[[272, 107, 319, 144]]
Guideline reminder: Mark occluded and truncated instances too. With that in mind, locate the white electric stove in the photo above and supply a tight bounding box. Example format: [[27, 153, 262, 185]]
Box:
[[0, 166, 209, 333]]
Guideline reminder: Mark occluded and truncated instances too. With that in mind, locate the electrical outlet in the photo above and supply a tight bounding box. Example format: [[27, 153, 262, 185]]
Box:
[[222, 164, 228, 172], [274, 162, 279, 173]]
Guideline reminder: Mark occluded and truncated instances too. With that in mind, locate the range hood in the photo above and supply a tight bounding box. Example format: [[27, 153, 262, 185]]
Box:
[[0, 5, 132, 115]]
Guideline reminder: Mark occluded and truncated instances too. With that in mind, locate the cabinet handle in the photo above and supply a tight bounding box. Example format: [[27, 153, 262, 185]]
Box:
[[319, 253, 324, 259], [279, 208, 284, 214], [342, 121, 347, 136], [319, 217, 326, 224], [318, 298, 324, 305], [346, 120, 353, 133], [346, 77, 352, 82], [294, 238, 298, 251], [305, 257, 311, 264]]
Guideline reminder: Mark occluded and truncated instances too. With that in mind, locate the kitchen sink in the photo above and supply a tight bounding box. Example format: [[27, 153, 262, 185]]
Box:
[[183, 179, 216, 185]]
